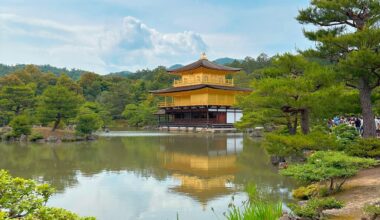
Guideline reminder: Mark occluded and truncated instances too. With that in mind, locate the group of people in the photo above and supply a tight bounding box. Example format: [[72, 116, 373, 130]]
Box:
[[328, 116, 380, 136]]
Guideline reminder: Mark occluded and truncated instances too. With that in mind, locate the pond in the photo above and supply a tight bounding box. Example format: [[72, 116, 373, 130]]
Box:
[[0, 131, 295, 220]]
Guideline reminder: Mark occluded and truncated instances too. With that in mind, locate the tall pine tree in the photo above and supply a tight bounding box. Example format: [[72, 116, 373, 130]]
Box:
[[297, 0, 380, 137]]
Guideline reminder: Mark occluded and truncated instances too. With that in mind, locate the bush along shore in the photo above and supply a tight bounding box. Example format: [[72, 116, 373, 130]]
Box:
[[0, 126, 98, 143]]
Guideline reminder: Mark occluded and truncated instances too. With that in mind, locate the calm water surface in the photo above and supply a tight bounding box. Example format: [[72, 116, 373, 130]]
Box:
[[0, 132, 295, 220]]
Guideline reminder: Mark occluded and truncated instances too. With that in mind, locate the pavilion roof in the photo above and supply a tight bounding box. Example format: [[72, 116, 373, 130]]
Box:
[[167, 58, 241, 73], [150, 84, 252, 94]]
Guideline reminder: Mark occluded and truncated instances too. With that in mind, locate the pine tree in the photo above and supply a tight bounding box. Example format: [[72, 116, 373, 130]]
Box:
[[37, 86, 82, 131], [297, 0, 380, 137]]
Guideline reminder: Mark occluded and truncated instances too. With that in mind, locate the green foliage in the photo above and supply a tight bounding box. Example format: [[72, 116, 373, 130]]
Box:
[[122, 96, 158, 127], [237, 53, 355, 135], [0, 85, 35, 125], [263, 131, 337, 157], [363, 202, 380, 220], [25, 207, 95, 220], [37, 86, 82, 130], [0, 64, 175, 127], [0, 64, 86, 80], [289, 197, 343, 219], [80, 102, 111, 126], [28, 131, 44, 142], [9, 115, 32, 137], [75, 108, 102, 135], [332, 124, 360, 149], [298, 0, 380, 137], [224, 184, 283, 220], [281, 151, 377, 192], [0, 170, 93, 219], [346, 138, 380, 158], [0, 169, 54, 218], [292, 184, 320, 200]]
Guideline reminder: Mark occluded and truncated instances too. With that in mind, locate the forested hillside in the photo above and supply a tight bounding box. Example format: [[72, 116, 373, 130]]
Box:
[[0, 64, 88, 80], [0, 54, 273, 129]]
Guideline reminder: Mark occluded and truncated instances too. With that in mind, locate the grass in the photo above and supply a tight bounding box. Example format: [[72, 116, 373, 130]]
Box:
[[223, 185, 283, 220]]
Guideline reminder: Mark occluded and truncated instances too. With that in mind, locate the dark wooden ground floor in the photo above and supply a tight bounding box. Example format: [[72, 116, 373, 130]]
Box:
[[156, 106, 242, 128]]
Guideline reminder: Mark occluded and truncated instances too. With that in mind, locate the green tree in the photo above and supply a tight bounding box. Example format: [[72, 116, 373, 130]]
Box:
[[297, 0, 380, 137], [97, 80, 132, 118], [79, 72, 108, 101], [122, 95, 157, 127], [37, 86, 82, 131], [80, 102, 111, 126], [281, 151, 377, 192], [237, 54, 351, 134], [9, 115, 32, 137], [57, 73, 82, 95], [0, 85, 35, 116], [75, 108, 102, 136]]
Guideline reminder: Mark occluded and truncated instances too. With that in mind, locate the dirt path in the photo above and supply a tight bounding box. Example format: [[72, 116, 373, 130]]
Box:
[[325, 166, 380, 220]]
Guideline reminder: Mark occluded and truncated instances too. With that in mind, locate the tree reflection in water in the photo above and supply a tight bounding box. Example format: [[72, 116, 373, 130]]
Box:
[[0, 133, 295, 206]]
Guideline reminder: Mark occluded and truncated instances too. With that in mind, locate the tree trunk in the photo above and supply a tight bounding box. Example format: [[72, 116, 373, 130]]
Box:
[[289, 112, 298, 135], [329, 178, 334, 192], [52, 113, 61, 131], [359, 76, 376, 138], [300, 109, 310, 134]]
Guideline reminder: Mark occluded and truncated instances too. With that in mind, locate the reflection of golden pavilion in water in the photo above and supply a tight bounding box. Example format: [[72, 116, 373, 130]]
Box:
[[159, 135, 243, 207]]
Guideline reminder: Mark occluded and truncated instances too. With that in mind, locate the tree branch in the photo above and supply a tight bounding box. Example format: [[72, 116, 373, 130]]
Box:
[[346, 82, 358, 89]]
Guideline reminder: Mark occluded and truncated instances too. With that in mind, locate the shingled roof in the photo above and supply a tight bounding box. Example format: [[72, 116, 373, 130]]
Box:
[[150, 84, 251, 94], [167, 58, 241, 73]]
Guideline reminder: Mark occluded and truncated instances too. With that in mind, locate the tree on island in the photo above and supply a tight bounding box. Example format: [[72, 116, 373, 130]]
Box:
[[37, 86, 82, 131], [0, 85, 35, 116], [298, 0, 380, 137], [281, 151, 377, 193], [75, 106, 103, 136], [9, 115, 32, 137]]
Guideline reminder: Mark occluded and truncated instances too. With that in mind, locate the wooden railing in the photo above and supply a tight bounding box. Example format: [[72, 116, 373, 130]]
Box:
[[158, 101, 235, 108], [173, 78, 234, 87], [159, 101, 174, 107]]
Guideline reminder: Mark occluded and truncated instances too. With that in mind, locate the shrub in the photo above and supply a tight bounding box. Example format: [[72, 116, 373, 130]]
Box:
[[332, 124, 359, 149], [292, 184, 320, 200], [363, 202, 380, 220], [263, 131, 337, 157], [0, 170, 94, 219], [28, 131, 44, 142], [289, 197, 343, 219], [25, 207, 95, 220], [1, 132, 17, 141], [281, 151, 377, 192], [9, 115, 31, 137], [75, 108, 102, 136], [346, 138, 380, 158]]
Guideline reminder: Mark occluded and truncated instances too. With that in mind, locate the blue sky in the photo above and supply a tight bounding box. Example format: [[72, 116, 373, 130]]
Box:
[[0, 0, 312, 74]]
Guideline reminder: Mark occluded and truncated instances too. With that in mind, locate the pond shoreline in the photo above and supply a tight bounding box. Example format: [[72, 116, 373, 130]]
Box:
[[324, 166, 380, 220], [1, 127, 97, 143]]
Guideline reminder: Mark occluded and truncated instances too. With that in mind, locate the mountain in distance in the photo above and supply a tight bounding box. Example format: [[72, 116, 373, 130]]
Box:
[[167, 57, 238, 71], [167, 64, 183, 70], [213, 57, 239, 65]]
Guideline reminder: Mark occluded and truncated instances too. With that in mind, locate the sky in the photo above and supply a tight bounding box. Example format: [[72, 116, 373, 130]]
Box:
[[0, 0, 312, 74]]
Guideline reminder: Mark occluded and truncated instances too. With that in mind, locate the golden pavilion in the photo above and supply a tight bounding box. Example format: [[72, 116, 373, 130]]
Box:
[[151, 53, 251, 128]]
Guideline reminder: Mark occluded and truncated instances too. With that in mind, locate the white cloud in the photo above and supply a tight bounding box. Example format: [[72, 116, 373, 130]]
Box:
[[0, 14, 208, 73], [99, 16, 207, 71]]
